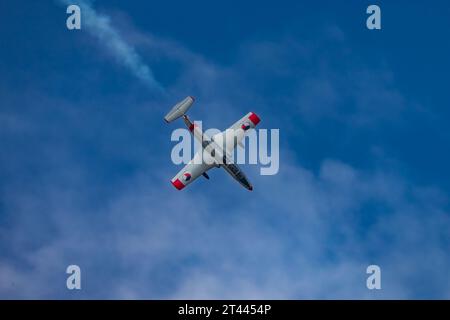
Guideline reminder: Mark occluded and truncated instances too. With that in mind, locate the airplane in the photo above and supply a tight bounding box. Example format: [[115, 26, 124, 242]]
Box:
[[164, 96, 260, 191]]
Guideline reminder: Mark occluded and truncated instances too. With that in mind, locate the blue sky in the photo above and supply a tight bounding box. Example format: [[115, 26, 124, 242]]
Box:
[[0, 0, 449, 298]]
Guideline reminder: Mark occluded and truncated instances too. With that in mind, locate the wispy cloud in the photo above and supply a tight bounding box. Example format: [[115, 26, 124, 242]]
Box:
[[58, 0, 163, 92]]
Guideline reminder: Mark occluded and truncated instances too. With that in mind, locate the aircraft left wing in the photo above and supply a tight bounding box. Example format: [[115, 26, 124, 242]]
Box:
[[171, 151, 214, 190]]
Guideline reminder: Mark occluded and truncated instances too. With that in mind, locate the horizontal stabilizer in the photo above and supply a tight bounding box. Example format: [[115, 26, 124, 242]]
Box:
[[164, 96, 195, 123]]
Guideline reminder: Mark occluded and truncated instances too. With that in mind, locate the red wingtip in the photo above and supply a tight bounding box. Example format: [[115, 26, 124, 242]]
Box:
[[171, 179, 185, 190], [249, 112, 260, 126]]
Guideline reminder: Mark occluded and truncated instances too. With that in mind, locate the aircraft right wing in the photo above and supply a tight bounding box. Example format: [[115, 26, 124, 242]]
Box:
[[212, 112, 261, 153]]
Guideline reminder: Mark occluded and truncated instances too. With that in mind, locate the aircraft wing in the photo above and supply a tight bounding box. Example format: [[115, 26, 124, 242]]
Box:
[[212, 112, 261, 153], [170, 151, 214, 190], [228, 112, 261, 132]]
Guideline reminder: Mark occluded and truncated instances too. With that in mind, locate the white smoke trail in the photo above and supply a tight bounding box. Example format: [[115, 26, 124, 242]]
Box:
[[59, 0, 163, 92]]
